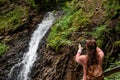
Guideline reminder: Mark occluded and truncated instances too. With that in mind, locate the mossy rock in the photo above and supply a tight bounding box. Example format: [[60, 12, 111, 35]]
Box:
[[0, 5, 29, 35]]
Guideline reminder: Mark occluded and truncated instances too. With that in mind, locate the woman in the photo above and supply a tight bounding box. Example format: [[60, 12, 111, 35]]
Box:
[[75, 39, 104, 80]]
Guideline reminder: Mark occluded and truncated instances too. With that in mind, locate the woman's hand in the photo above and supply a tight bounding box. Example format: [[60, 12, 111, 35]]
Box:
[[79, 43, 83, 50], [78, 43, 83, 53], [75, 43, 84, 63]]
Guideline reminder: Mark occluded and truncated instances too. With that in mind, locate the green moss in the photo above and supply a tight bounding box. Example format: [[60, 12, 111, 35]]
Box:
[[0, 6, 28, 34], [0, 43, 9, 55]]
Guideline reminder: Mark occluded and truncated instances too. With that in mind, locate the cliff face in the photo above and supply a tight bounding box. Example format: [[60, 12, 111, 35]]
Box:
[[0, 0, 72, 80], [0, 1, 41, 80], [0, 0, 43, 57], [0, 0, 120, 80], [0, 0, 43, 79]]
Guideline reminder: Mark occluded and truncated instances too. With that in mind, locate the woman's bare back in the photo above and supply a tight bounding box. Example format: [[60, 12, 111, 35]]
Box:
[[75, 47, 104, 80]]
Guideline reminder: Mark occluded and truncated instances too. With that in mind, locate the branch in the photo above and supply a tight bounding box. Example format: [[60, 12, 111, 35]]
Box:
[[104, 65, 120, 77]]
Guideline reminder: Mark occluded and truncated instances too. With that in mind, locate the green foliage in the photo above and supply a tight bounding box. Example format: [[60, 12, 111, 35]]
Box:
[[114, 41, 120, 47], [92, 25, 106, 38], [47, 13, 73, 50], [71, 9, 90, 30], [47, 8, 90, 50], [92, 25, 107, 47], [0, 0, 7, 3], [0, 6, 28, 34], [104, 58, 120, 80], [26, 0, 70, 9], [115, 25, 120, 32], [104, 72, 120, 80], [45, 0, 49, 3], [64, 0, 77, 13], [26, 0, 39, 8], [0, 43, 9, 55], [47, 0, 91, 50], [104, 0, 120, 18]]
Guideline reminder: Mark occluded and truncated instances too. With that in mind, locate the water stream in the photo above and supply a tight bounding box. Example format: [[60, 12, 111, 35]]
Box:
[[7, 12, 55, 80]]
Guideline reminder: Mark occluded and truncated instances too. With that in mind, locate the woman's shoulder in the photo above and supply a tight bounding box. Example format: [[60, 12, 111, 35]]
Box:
[[79, 55, 87, 65], [97, 47, 104, 52], [79, 55, 87, 60], [96, 47, 104, 57]]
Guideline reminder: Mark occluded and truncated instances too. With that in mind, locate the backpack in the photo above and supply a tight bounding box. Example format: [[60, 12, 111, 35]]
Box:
[[87, 64, 104, 80]]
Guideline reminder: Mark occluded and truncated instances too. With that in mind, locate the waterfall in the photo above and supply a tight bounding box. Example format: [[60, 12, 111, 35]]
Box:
[[7, 12, 55, 80]]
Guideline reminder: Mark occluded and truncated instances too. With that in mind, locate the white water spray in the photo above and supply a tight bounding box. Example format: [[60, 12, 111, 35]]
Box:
[[7, 12, 55, 80]]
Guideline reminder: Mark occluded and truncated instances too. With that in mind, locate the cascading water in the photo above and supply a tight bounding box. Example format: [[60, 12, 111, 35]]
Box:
[[7, 12, 55, 80]]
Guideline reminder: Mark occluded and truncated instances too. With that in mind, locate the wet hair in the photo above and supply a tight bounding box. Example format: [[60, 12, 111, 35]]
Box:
[[86, 39, 99, 68]]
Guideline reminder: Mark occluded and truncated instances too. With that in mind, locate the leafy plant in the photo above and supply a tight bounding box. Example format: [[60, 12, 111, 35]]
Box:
[[92, 25, 107, 47], [0, 43, 9, 55]]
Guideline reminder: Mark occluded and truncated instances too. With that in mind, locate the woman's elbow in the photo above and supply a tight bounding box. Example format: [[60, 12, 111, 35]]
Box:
[[75, 57, 79, 63]]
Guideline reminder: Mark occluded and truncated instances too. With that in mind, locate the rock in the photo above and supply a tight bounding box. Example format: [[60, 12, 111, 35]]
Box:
[[0, 36, 4, 40]]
